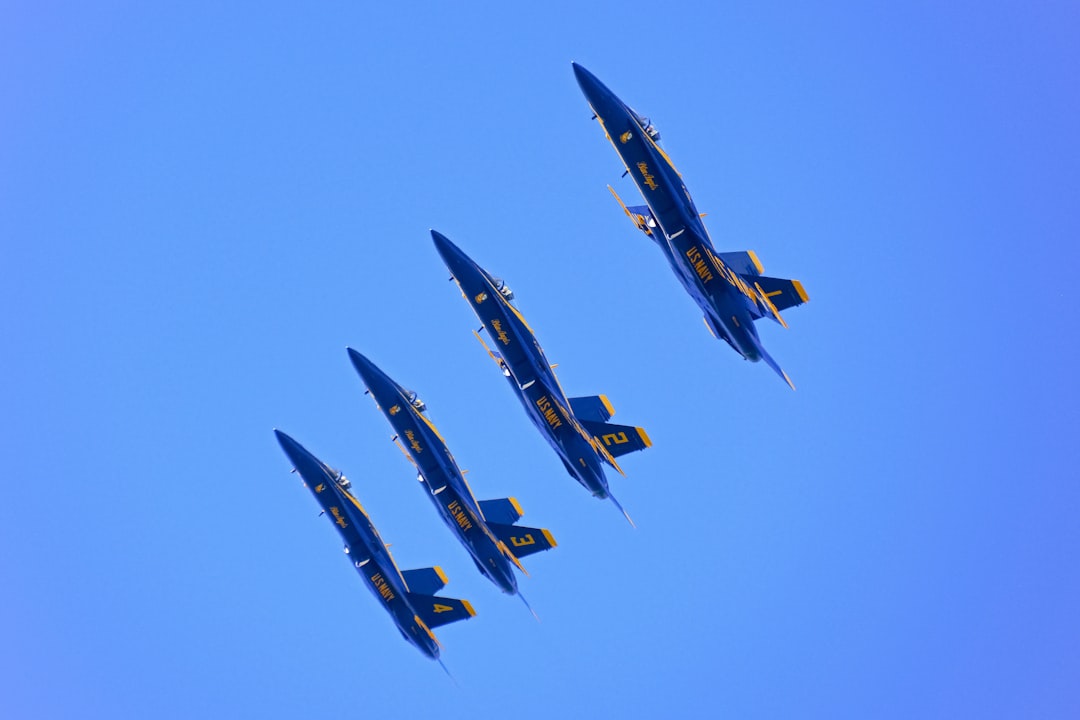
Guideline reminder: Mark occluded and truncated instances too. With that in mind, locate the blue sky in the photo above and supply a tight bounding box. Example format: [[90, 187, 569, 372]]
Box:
[[3, 2, 1078, 718]]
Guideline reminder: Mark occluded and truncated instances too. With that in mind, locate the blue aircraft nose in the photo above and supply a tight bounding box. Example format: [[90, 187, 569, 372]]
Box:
[[431, 229, 477, 281], [347, 348, 415, 412], [571, 62, 623, 120], [347, 347, 391, 391], [274, 430, 326, 480]]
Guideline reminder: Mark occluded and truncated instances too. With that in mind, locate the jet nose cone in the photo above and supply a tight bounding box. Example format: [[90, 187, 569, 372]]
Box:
[[275, 430, 318, 471], [570, 61, 590, 84], [430, 228, 460, 262], [274, 428, 300, 455], [430, 229, 476, 278], [346, 347, 384, 387], [571, 61, 605, 98]]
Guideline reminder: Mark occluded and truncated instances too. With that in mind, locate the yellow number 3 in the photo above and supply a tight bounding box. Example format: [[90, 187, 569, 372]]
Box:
[[511, 534, 536, 547]]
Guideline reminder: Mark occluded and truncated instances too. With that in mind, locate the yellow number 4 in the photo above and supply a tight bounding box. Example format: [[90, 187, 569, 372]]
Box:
[[433, 604, 454, 614]]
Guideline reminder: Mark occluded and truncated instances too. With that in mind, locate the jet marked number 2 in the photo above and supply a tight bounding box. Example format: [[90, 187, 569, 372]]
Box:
[[601, 432, 629, 446]]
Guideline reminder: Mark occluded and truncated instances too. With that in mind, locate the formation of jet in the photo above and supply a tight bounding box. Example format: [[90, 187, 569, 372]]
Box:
[[572, 62, 809, 389], [432, 230, 651, 524], [273, 63, 809, 661], [347, 348, 556, 604], [274, 430, 474, 660]]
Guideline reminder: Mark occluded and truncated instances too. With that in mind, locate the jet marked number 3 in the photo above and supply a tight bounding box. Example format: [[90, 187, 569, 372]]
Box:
[[511, 534, 536, 548]]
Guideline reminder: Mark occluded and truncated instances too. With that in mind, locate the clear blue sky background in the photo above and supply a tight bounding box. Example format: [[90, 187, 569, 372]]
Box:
[[3, 2, 1078, 718]]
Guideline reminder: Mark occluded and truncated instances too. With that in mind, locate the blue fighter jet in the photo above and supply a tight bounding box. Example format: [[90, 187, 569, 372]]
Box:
[[347, 349, 556, 605], [432, 230, 651, 525], [572, 62, 809, 389], [274, 430, 475, 661]]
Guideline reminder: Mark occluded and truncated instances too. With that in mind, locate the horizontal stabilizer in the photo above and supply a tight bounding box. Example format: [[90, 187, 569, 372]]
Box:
[[408, 593, 477, 629], [488, 522, 557, 559], [754, 275, 809, 312], [401, 566, 449, 596], [569, 394, 615, 422], [479, 497, 524, 525], [580, 419, 652, 458], [717, 250, 764, 276]]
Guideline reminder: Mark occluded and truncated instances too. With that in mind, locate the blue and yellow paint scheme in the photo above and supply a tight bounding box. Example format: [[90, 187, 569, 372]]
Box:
[[347, 349, 556, 598], [274, 430, 475, 660], [572, 62, 809, 389], [432, 230, 651, 524]]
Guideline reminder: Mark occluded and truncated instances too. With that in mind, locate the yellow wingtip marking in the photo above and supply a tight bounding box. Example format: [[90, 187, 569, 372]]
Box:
[[792, 279, 809, 303], [433, 565, 449, 585], [747, 250, 765, 275], [542, 528, 557, 548], [636, 426, 653, 448], [508, 496, 524, 517], [599, 394, 615, 418], [461, 599, 477, 618]]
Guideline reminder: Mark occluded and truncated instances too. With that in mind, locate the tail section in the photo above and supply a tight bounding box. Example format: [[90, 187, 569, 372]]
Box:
[[408, 593, 477, 629], [754, 275, 809, 313], [569, 394, 652, 459], [580, 419, 652, 458], [488, 522, 557, 559], [716, 250, 764, 277], [569, 394, 616, 422], [401, 566, 449, 596], [478, 497, 524, 525]]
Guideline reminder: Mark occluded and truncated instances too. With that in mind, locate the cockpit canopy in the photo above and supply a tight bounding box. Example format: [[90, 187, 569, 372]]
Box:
[[330, 469, 351, 490], [630, 108, 661, 143], [404, 389, 426, 413], [492, 278, 514, 302]]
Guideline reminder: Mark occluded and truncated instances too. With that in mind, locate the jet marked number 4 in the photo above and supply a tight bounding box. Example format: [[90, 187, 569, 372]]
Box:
[[433, 604, 454, 614]]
